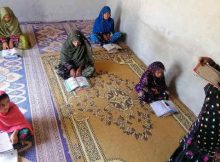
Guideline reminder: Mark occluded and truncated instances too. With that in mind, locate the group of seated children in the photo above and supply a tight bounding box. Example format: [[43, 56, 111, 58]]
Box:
[[1, 5, 220, 162]]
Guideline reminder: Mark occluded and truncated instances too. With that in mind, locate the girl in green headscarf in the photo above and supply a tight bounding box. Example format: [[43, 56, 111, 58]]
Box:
[[56, 30, 95, 79], [0, 7, 30, 50]]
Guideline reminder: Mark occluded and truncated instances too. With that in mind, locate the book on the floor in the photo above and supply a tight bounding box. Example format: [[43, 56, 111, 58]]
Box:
[[64, 76, 91, 92], [103, 43, 122, 53], [0, 150, 18, 162], [0, 48, 22, 58], [194, 62, 220, 89], [0, 132, 13, 153], [150, 100, 178, 117]]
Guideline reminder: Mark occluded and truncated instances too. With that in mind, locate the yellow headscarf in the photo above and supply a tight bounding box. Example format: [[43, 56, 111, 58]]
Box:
[[0, 7, 22, 38]]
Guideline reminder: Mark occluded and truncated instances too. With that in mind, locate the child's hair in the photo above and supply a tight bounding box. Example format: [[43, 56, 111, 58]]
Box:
[[0, 91, 9, 102]]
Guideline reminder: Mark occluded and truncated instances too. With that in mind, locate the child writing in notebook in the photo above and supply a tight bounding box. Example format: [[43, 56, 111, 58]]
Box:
[[135, 61, 169, 103], [0, 91, 33, 149]]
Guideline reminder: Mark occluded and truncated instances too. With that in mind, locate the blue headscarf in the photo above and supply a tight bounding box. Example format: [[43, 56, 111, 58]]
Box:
[[93, 6, 114, 34]]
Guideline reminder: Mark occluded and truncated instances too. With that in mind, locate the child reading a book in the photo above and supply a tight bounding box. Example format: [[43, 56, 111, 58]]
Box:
[[0, 91, 33, 149], [0, 7, 29, 50], [90, 6, 122, 45], [135, 61, 169, 103], [56, 30, 95, 79]]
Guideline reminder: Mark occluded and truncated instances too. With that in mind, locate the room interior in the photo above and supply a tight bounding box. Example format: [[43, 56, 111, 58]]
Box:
[[0, 0, 220, 161]]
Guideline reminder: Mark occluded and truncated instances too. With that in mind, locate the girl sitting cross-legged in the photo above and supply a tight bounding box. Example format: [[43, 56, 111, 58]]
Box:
[[90, 6, 122, 45], [135, 61, 169, 104]]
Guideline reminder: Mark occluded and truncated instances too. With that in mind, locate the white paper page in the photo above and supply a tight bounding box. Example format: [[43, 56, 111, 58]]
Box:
[[103, 44, 115, 51], [0, 132, 13, 152], [0, 149, 17, 162], [112, 43, 122, 50], [1, 48, 22, 58], [11, 48, 22, 55], [163, 100, 177, 113], [64, 77, 79, 92], [76, 77, 90, 88], [150, 101, 170, 117], [1, 49, 12, 57], [103, 43, 122, 52]]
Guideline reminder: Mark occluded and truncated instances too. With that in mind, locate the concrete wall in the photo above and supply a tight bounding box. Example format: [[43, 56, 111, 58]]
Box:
[[0, 0, 107, 22], [107, 0, 220, 115], [1, 0, 220, 115]]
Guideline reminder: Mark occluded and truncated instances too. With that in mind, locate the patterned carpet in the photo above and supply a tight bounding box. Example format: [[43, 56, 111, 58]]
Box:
[[0, 20, 197, 162]]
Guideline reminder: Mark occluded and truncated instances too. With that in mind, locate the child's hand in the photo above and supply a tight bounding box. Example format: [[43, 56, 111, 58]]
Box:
[[3, 42, 9, 50], [138, 91, 144, 97], [199, 57, 214, 66], [70, 69, 76, 78], [9, 40, 14, 49], [10, 131, 19, 144], [151, 88, 159, 94], [76, 67, 82, 77], [103, 34, 110, 42], [165, 91, 170, 95]]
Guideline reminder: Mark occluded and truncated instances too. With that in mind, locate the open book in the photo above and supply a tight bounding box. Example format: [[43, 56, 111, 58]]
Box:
[[194, 63, 220, 90], [64, 76, 91, 92], [0, 132, 13, 153], [150, 100, 178, 117], [0, 150, 17, 162], [103, 43, 122, 53], [0, 132, 18, 162], [0, 48, 22, 58]]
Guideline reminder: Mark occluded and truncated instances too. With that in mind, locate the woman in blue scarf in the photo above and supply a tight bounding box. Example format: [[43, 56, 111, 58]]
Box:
[[90, 6, 122, 45]]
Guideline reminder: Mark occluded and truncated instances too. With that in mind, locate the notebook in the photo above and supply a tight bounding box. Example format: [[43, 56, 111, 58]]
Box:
[[150, 100, 178, 117], [0, 48, 22, 58], [103, 43, 122, 53], [0, 132, 13, 153], [64, 76, 91, 92], [194, 63, 220, 90], [0, 150, 18, 162]]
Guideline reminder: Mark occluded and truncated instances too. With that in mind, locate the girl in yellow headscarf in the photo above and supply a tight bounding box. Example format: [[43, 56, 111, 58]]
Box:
[[0, 7, 30, 50]]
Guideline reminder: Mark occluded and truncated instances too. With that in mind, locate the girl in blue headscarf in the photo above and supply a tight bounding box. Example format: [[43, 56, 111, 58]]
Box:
[[90, 6, 122, 45]]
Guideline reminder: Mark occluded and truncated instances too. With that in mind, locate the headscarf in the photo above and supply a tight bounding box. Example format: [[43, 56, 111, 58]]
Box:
[[147, 61, 165, 74], [93, 6, 114, 34], [0, 7, 22, 38], [136, 61, 167, 93], [0, 91, 33, 134], [60, 30, 94, 67]]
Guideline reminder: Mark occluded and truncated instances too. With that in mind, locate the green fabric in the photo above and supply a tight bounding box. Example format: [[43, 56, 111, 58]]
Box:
[[18, 34, 30, 49], [0, 7, 30, 50], [60, 30, 94, 67], [0, 7, 22, 38], [82, 65, 95, 77]]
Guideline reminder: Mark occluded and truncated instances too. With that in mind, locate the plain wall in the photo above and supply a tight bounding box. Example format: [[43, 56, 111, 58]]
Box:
[[0, 0, 107, 22], [1, 0, 220, 115], [107, 0, 220, 115]]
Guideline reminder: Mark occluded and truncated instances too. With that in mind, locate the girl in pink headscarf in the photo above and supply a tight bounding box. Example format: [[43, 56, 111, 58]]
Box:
[[0, 91, 33, 147]]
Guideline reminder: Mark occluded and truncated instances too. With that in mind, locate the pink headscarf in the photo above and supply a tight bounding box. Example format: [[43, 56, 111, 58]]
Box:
[[0, 91, 33, 134], [0, 90, 5, 95]]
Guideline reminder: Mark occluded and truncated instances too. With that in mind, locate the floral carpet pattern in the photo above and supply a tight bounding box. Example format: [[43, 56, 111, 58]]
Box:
[[0, 56, 36, 161], [40, 41, 195, 161], [0, 20, 197, 162]]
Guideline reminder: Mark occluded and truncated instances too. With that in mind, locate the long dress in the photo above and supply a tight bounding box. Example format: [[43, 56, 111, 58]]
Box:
[[135, 61, 169, 103], [90, 6, 122, 44], [168, 62, 220, 162], [0, 7, 29, 50], [56, 30, 95, 79]]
